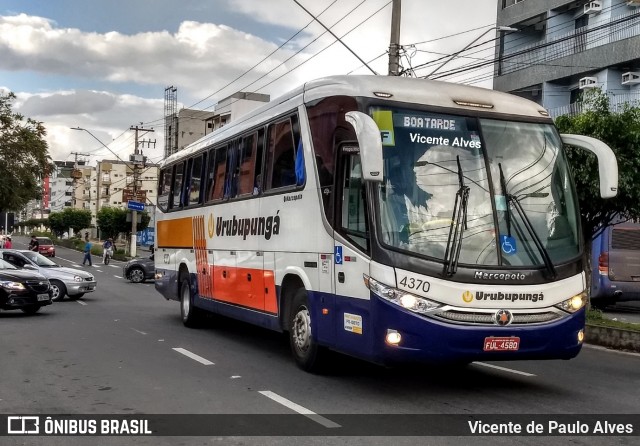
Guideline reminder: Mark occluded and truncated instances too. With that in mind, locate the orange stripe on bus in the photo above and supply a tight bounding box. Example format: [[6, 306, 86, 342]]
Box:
[[157, 217, 194, 248], [205, 265, 277, 315]]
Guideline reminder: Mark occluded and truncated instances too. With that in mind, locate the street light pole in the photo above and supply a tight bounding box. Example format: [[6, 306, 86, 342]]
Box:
[[425, 26, 518, 79]]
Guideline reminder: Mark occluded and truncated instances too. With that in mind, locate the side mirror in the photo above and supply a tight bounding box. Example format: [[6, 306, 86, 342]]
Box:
[[561, 134, 618, 199], [345, 111, 384, 183], [22, 264, 38, 270]]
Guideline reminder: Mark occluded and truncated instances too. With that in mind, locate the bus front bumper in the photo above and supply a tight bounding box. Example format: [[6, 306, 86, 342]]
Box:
[[370, 297, 585, 365]]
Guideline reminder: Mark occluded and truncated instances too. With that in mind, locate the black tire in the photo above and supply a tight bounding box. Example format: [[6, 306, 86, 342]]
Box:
[[104, 255, 110, 265], [49, 280, 67, 302], [21, 305, 41, 315], [128, 267, 145, 283], [180, 277, 202, 328], [289, 288, 324, 372], [68, 293, 84, 301]]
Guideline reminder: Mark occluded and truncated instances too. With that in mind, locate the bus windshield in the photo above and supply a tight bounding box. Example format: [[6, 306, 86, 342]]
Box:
[[372, 106, 580, 268]]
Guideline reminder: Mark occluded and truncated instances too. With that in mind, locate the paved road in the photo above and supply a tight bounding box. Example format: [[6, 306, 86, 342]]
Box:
[[1, 238, 638, 445]]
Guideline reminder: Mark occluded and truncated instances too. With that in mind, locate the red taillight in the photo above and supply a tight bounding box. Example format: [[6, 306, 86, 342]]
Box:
[[598, 252, 609, 275]]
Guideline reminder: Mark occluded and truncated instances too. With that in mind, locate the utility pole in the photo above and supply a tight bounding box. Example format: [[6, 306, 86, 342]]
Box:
[[70, 152, 90, 238], [129, 125, 154, 257], [388, 0, 402, 76]]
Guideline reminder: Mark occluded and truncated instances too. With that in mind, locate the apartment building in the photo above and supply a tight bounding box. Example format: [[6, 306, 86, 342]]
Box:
[[73, 159, 158, 237], [494, 0, 640, 117], [49, 160, 84, 213]]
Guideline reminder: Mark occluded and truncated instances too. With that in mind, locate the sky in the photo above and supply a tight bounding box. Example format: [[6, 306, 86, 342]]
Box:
[[0, 0, 499, 164]]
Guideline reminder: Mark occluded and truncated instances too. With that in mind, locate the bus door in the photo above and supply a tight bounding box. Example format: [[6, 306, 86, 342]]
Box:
[[334, 148, 373, 354]]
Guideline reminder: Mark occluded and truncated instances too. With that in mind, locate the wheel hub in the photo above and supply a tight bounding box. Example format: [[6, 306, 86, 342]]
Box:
[[292, 308, 311, 352]]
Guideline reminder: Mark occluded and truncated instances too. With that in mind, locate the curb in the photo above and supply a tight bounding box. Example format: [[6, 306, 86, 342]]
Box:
[[585, 323, 640, 353]]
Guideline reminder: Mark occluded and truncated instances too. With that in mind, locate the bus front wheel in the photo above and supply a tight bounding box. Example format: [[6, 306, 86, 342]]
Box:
[[289, 289, 324, 372], [180, 278, 201, 328]]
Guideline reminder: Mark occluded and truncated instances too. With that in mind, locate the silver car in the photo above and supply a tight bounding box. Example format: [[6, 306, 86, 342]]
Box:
[[0, 249, 97, 301]]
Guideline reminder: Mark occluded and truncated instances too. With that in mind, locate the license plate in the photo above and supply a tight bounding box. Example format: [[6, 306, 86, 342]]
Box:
[[483, 336, 520, 352], [37, 294, 50, 301]]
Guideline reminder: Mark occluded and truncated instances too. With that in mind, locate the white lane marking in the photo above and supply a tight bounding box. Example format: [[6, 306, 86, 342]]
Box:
[[583, 343, 640, 358], [109, 265, 119, 268], [131, 328, 148, 335], [231, 376, 241, 379], [114, 275, 123, 279], [95, 270, 103, 272], [259, 391, 341, 429], [473, 362, 536, 377], [71, 264, 81, 268], [172, 348, 214, 365], [76, 300, 88, 306]]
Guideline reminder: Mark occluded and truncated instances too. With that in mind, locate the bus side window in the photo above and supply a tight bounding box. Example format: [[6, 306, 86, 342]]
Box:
[[189, 153, 204, 206], [172, 162, 185, 209], [237, 133, 257, 196], [182, 158, 193, 207], [158, 167, 172, 212], [205, 148, 216, 202], [211, 146, 228, 201], [265, 117, 297, 190]]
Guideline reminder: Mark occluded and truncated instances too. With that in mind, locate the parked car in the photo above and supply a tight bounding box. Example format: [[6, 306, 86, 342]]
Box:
[[0, 249, 96, 301], [36, 237, 56, 257], [0, 258, 52, 314], [591, 221, 640, 309], [123, 255, 155, 283]]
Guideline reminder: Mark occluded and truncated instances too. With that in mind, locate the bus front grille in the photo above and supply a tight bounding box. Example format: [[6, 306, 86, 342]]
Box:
[[432, 310, 562, 326]]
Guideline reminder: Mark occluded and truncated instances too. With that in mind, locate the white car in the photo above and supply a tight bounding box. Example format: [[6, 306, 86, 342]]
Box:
[[0, 249, 97, 301]]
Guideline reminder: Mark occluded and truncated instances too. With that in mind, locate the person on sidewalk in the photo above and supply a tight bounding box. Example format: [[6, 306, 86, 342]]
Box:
[[4, 236, 12, 249], [82, 239, 93, 266]]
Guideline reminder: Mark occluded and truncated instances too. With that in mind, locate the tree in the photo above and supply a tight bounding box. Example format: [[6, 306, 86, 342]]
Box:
[[555, 90, 640, 240], [0, 92, 53, 215], [96, 207, 127, 240], [96, 206, 150, 240], [48, 211, 66, 237], [61, 208, 92, 236]]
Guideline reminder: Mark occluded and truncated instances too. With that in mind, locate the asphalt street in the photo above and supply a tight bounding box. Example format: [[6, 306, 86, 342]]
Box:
[[0, 238, 638, 445]]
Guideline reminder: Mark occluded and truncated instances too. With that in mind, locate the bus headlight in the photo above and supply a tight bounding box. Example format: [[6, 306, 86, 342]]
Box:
[[364, 275, 440, 314], [555, 291, 587, 313]]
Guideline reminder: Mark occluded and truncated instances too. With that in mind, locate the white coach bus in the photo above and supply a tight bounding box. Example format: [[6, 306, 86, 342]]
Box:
[[154, 75, 617, 371]]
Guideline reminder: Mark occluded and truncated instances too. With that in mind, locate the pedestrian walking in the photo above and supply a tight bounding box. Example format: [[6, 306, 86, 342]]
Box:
[[82, 239, 93, 266], [4, 236, 12, 249]]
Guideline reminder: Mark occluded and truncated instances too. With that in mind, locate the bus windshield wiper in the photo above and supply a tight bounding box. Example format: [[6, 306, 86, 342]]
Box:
[[443, 156, 470, 277], [498, 163, 557, 279]]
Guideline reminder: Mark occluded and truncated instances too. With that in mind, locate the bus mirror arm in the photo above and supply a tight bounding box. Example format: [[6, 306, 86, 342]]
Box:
[[560, 134, 618, 199], [345, 111, 384, 183]]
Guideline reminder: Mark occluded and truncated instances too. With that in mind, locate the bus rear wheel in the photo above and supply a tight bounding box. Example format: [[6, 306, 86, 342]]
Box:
[[289, 289, 324, 372], [180, 278, 202, 328]]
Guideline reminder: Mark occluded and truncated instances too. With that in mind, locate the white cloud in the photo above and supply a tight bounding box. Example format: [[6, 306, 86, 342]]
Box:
[[14, 90, 164, 163], [1, 1, 498, 161]]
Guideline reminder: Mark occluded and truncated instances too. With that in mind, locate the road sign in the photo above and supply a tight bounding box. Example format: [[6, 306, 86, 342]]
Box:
[[127, 200, 145, 211], [123, 188, 147, 203]]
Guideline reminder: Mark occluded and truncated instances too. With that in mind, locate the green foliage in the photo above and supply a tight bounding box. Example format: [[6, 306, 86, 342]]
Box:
[[47, 212, 66, 237], [96, 206, 126, 239], [58, 208, 92, 235], [0, 92, 53, 214], [96, 206, 150, 239], [555, 90, 640, 240]]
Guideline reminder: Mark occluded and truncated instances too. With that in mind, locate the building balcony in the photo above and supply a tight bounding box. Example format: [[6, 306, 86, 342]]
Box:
[[498, 10, 640, 77], [548, 90, 640, 118]]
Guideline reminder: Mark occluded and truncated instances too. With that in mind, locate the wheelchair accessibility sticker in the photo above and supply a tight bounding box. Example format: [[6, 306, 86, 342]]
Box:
[[500, 235, 517, 255], [334, 246, 343, 264]]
